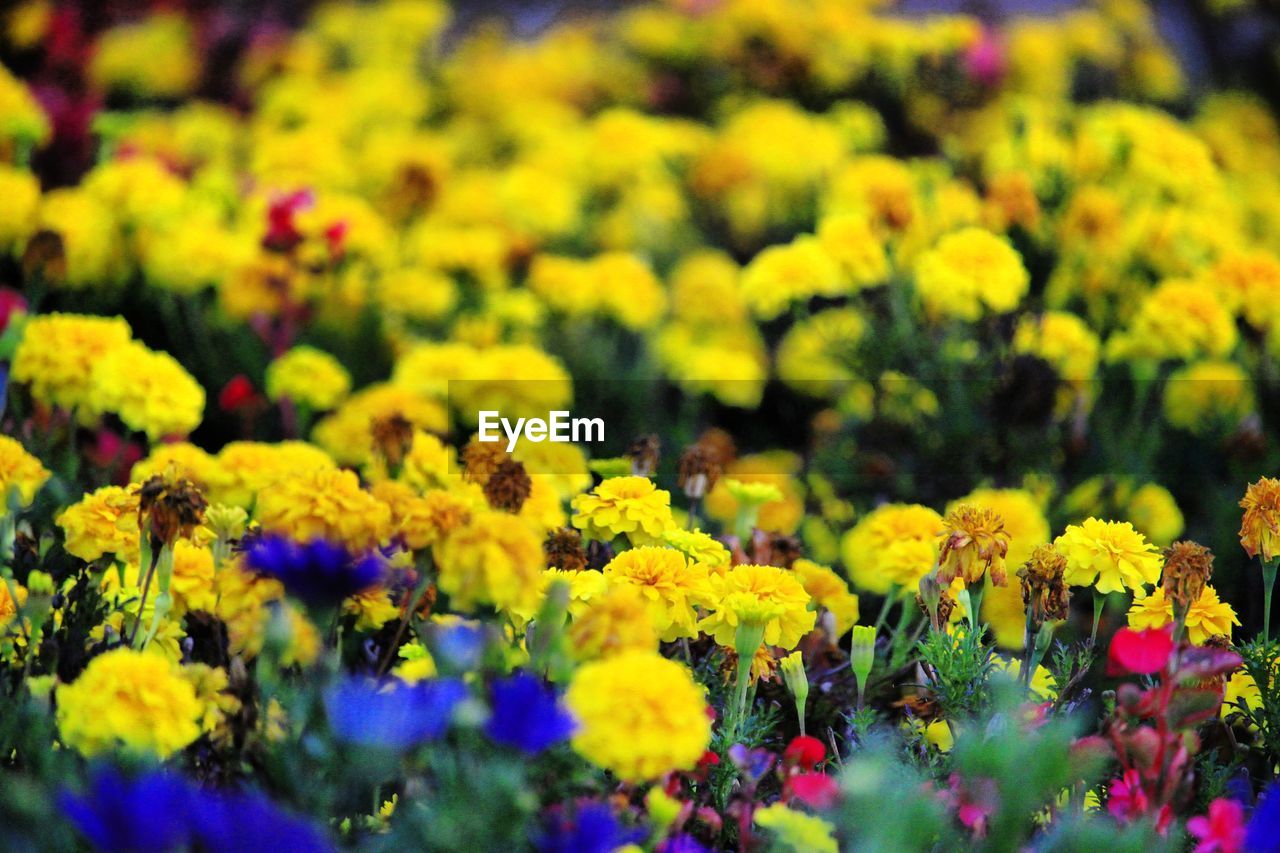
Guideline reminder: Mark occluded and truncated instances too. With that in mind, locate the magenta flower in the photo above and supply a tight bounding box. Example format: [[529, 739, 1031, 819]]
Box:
[[1188, 799, 1246, 853]]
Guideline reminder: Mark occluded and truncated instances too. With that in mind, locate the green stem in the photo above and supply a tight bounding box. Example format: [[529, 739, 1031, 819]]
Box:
[[1264, 559, 1278, 645], [1090, 588, 1106, 646], [967, 581, 984, 630], [873, 590, 897, 632]]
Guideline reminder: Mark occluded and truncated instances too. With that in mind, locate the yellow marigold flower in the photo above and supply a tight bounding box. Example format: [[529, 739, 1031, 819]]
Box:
[[1012, 311, 1101, 383], [1207, 248, 1280, 329], [568, 583, 660, 661], [435, 512, 543, 616], [89, 13, 200, 98], [393, 641, 438, 684], [102, 540, 215, 616], [372, 480, 482, 551], [699, 564, 815, 653], [183, 663, 241, 746], [312, 383, 448, 467], [948, 488, 1048, 569], [57, 485, 139, 562], [1054, 518, 1162, 594], [399, 431, 458, 493], [56, 648, 201, 759], [564, 650, 710, 782], [741, 235, 844, 320], [992, 657, 1057, 702], [1126, 483, 1185, 547], [841, 503, 943, 595], [1242, 478, 1280, 562], [603, 546, 713, 642], [213, 441, 334, 508], [938, 504, 1011, 587], [704, 452, 805, 535], [255, 468, 391, 551], [754, 804, 838, 853], [34, 188, 125, 288], [913, 227, 1028, 321], [11, 313, 132, 414], [0, 164, 40, 252], [213, 558, 283, 660], [775, 307, 865, 397], [816, 213, 889, 290], [0, 435, 49, 511], [265, 345, 352, 411], [90, 341, 205, 441], [792, 558, 860, 637], [662, 528, 731, 569], [1106, 279, 1237, 363], [668, 250, 747, 327], [571, 476, 675, 545], [131, 442, 231, 499], [1223, 670, 1262, 723], [344, 588, 401, 632], [1163, 360, 1254, 435], [1127, 585, 1240, 645]]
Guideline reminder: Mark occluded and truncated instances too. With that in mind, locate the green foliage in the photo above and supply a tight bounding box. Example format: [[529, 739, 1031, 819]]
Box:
[[916, 625, 995, 719]]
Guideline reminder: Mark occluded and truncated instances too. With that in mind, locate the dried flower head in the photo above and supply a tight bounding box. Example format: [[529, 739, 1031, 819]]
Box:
[[677, 444, 721, 500], [461, 437, 508, 486], [544, 527, 588, 572], [370, 414, 415, 471], [627, 434, 661, 478], [483, 458, 532, 513], [137, 473, 207, 549], [937, 504, 1010, 587], [1161, 540, 1214, 613], [1240, 477, 1280, 562], [1017, 544, 1070, 628]]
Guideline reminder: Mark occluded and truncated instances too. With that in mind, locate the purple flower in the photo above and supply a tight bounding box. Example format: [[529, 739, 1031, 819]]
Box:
[[537, 802, 644, 853], [485, 672, 576, 753], [60, 767, 331, 853], [324, 676, 467, 750], [243, 534, 384, 607]]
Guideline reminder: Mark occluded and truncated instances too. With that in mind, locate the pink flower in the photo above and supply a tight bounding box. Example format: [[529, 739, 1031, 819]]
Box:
[[940, 773, 997, 838], [264, 190, 314, 251], [964, 26, 1006, 87], [1107, 626, 1174, 676], [1188, 799, 1246, 853], [785, 773, 839, 809], [1106, 770, 1149, 823]]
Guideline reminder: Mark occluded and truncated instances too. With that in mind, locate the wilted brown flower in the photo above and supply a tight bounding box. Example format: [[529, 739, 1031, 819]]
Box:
[[1017, 544, 1070, 628], [1240, 477, 1280, 562], [937, 504, 1010, 587], [1161, 540, 1214, 614], [677, 444, 721, 500], [371, 414, 414, 471], [696, 427, 736, 467], [627, 434, 661, 478], [461, 437, 509, 485], [544, 526, 588, 572], [137, 473, 207, 549], [917, 583, 957, 632], [483, 459, 532, 513]]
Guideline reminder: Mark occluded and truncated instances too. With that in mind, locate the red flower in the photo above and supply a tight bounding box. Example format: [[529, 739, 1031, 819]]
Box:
[[0, 287, 27, 333], [1188, 799, 1246, 853], [264, 190, 314, 251], [782, 735, 826, 771], [785, 772, 839, 809], [219, 375, 262, 412], [1107, 626, 1174, 676]]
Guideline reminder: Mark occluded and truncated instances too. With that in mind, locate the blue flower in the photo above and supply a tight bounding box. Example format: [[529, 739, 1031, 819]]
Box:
[[59, 768, 192, 853], [537, 802, 645, 853], [60, 767, 332, 853], [324, 676, 467, 750], [485, 671, 576, 753], [429, 620, 488, 673], [1248, 781, 1280, 853], [659, 835, 714, 853], [243, 534, 384, 607], [188, 788, 331, 853]]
